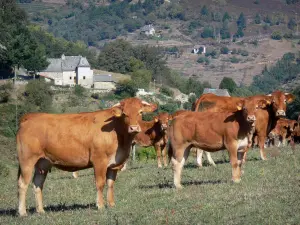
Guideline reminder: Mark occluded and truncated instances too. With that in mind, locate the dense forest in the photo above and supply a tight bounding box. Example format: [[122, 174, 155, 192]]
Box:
[[17, 0, 300, 46]]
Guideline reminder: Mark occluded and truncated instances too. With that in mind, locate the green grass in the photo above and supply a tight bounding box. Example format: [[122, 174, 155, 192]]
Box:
[[0, 137, 300, 224]]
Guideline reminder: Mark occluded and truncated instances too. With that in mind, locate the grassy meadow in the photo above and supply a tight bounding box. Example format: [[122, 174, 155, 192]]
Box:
[[0, 136, 300, 225]]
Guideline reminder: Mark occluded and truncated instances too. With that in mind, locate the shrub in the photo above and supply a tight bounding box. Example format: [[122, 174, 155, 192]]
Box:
[[240, 50, 249, 56], [230, 56, 240, 63], [160, 86, 174, 97], [271, 31, 282, 40], [0, 82, 13, 103], [220, 46, 229, 54]]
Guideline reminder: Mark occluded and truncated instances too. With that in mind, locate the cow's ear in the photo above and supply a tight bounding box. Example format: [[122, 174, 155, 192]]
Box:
[[285, 93, 295, 104], [154, 116, 159, 123], [141, 101, 157, 112], [258, 100, 268, 109], [236, 101, 244, 111], [168, 115, 173, 120], [111, 107, 123, 117]]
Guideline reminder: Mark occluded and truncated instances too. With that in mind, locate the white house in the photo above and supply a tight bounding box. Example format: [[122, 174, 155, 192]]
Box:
[[140, 24, 155, 36], [192, 45, 206, 54], [39, 54, 93, 87]]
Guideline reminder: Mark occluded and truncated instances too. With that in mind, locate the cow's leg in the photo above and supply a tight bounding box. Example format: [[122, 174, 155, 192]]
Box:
[[18, 158, 37, 216], [93, 163, 108, 209], [73, 171, 79, 178], [171, 145, 191, 189], [237, 151, 245, 176], [205, 151, 216, 167], [226, 142, 241, 183], [161, 144, 168, 167], [33, 158, 52, 214], [196, 149, 203, 167], [258, 135, 267, 160], [154, 144, 162, 168], [120, 162, 127, 171], [282, 137, 287, 147], [106, 168, 118, 207]]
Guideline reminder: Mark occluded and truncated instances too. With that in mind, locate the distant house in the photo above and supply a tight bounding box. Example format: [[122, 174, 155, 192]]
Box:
[[203, 88, 230, 96], [140, 24, 155, 36], [192, 45, 206, 54], [93, 74, 116, 92], [39, 54, 93, 87]]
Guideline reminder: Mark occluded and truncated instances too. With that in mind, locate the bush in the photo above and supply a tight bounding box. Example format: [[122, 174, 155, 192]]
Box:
[[197, 57, 210, 65], [271, 31, 282, 40], [231, 48, 237, 54], [0, 82, 13, 103], [220, 46, 229, 54], [240, 50, 249, 57], [160, 86, 174, 97], [230, 56, 240, 63]]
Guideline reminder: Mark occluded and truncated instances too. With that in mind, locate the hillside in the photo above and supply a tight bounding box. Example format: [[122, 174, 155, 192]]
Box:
[[18, 0, 300, 88]]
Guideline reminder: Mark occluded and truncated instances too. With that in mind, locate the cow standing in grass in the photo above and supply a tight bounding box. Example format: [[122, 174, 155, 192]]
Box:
[[168, 98, 269, 189], [17, 97, 157, 216], [193, 91, 295, 162]]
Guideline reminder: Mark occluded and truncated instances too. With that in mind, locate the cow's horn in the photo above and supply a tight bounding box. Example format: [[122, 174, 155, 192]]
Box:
[[267, 94, 272, 96], [284, 92, 289, 95], [142, 101, 150, 106], [112, 103, 121, 107]]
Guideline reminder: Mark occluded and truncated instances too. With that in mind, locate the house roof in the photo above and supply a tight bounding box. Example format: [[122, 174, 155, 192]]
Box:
[[94, 74, 114, 82], [43, 55, 90, 72], [203, 88, 230, 96]]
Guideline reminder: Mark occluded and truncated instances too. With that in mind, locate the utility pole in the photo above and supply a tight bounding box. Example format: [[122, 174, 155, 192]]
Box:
[[14, 65, 18, 133], [296, 12, 299, 36]]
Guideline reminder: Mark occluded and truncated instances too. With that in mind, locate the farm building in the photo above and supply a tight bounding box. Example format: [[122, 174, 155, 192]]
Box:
[[140, 24, 155, 36], [39, 54, 93, 87], [93, 74, 116, 92], [203, 88, 230, 96]]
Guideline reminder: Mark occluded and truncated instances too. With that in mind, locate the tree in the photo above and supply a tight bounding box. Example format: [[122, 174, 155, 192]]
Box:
[[220, 46, 229, 54], [131, 69, 152, 90], [237, 12, 246, 30], [271, 31, 282, 40], [222, 12, 231, 22], [288, 18, 297, 30], [201, 5, 209, 16], [114, 80, 138, 98], [254, 13, 261, 24], [219, 77, 237, 93]]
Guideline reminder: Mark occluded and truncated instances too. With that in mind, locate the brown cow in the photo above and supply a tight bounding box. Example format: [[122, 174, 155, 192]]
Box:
[[193, 91, 295, 161], [267, 119, 298, 147], [171, 110, 216, 167], [17, 97, 157, 216], [131, 112, 170, 168], [169, 98, 269, 189]]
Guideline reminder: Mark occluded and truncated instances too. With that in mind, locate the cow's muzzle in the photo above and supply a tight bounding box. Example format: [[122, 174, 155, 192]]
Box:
[[276, 110, 286, 117], [247, 115, 256, 123], [161, 124, 168, 130], [128, 125, 141, 133]]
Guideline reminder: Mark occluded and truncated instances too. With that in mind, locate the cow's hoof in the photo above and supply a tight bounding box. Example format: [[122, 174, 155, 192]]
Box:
[[232, 178, 241, 183], [241, 170, 245, 175], [175, 184, 183, 190], [19, 211, 28, 217], [37, 209, 45, 214], [158, 165, 162, 168], [108, 202, 115, 207]]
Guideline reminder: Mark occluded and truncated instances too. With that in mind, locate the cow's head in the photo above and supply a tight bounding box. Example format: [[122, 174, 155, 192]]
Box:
[[236, 98, 269, 124], [154, 112, 170, 131], [112, 98, 157, 133], [267, 91, 295, 118]]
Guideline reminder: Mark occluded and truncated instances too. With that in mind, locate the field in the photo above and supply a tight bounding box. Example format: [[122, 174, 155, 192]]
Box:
[[0, 136, 300, 224]]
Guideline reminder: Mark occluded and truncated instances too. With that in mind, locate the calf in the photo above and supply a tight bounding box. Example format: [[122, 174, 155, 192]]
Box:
[[132, 112, 170, 168], [168, 98, 268, 189], [17, 97, 157, 216]]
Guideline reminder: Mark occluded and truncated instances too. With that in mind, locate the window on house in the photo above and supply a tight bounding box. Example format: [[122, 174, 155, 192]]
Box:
[[83, 76, 86, 80], [70, 76, 72, 80]]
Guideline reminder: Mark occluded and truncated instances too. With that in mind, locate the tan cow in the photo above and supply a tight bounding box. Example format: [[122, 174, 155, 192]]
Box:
[[132, 112, 170, 168], [17, 97, 157, 216], [171, 110, 216, 167], [267, 119, 298, 147], [168, 98, 269, 189], [193, 91, 295, 161]]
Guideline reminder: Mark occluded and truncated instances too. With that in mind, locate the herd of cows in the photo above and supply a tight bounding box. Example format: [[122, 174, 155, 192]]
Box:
[[16, 90, 299, 217]]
